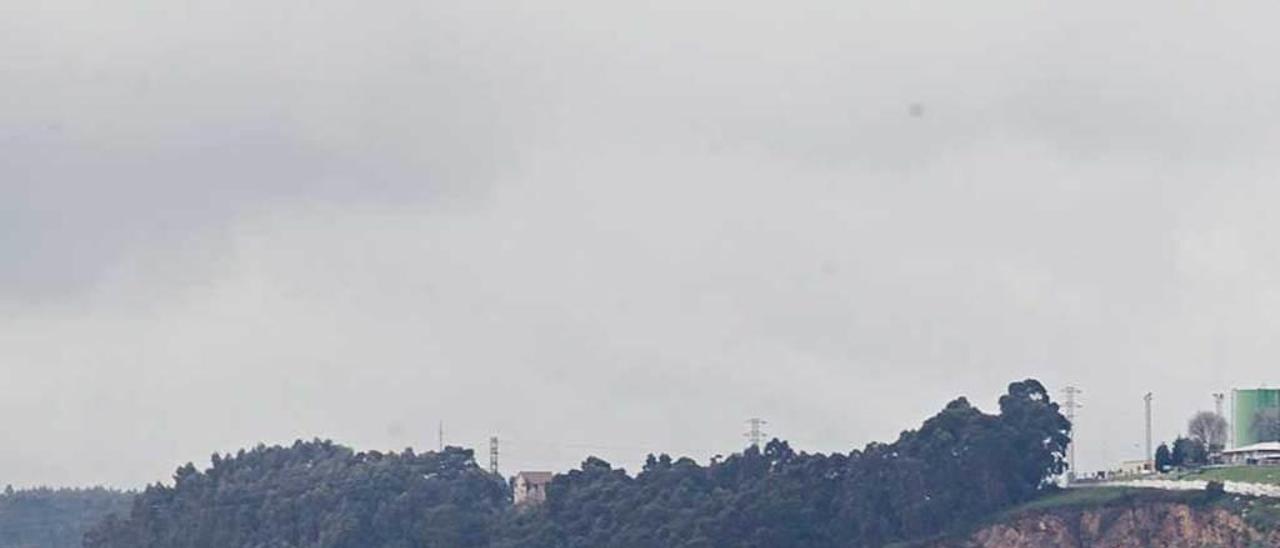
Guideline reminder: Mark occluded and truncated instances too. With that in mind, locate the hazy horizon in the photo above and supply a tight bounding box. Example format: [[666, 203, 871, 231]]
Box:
[[5, 0, 1280, 489]]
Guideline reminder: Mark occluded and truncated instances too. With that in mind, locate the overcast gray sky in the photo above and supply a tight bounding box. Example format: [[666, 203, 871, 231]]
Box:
[[4, 0, 1280, 488]]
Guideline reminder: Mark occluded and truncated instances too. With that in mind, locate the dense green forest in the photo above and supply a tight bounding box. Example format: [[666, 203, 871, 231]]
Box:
[[84, 379, 1069, 547], [0, 487, 132, 548], [84, 442, 508, 548]]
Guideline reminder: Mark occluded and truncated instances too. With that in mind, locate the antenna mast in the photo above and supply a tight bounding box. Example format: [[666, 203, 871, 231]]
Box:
[[1061, 386, 1082, 482], [1144, 392, 1153, 468]]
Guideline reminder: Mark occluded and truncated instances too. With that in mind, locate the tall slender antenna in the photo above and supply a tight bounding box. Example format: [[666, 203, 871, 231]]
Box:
[[1144, 392, 1154, 467], [438, 421, 444, 452], [1061, 386, 1082, 481], [1230, 390, 1237, 449], [744, 418, 768, 449]]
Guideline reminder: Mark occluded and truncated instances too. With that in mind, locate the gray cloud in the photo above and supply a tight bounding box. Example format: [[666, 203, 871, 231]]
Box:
[[3, 0, 1280, 487]]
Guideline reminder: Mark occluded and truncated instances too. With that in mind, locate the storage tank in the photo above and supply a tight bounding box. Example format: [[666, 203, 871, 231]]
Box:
[[1233, 388, 1280, 447]]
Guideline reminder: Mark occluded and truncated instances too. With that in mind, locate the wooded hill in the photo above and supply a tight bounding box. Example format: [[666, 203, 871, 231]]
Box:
[[0, 487, 132, 548], [83, 379, 1070, 548]]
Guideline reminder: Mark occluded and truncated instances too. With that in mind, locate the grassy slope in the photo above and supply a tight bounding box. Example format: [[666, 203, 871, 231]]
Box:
[[999, 487, 1148, 514], [1180, 466, 1280, 485]]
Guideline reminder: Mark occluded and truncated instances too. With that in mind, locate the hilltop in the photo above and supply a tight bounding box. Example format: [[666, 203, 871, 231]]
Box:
[[84, 379, 1072, 547]]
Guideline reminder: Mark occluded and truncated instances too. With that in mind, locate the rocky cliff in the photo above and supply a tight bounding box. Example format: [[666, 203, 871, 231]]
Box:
[[956, 503, 1271, 547], [928, 488, 1280, 548]]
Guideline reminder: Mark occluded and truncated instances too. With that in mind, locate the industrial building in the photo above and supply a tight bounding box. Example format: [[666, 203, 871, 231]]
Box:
[[1221, 442, 1280, 465], [1233, 388, 1280, 447], [1112, 459, 1154, 477]]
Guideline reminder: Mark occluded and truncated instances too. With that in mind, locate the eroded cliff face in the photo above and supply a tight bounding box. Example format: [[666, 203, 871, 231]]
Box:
[[943, 502, 1280, 548]]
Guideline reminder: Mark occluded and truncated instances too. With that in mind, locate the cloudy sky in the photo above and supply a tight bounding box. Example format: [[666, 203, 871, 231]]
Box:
[[3, 0, 1280, 488]]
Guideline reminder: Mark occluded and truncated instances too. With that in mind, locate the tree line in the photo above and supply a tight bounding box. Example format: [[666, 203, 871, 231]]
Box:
[[1152, 410, 1229, 472], [0, 487, 132, 548], [83, 379, 1070, 547]]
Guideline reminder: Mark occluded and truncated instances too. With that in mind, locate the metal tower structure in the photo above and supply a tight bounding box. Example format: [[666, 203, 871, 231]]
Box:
[[745, 418, 768, 449], [438, 421, 444, 452], [489, 436, 499, 475], [1061, 386, 1082, 481], [1231, 390, 1236, 449], [1144, 392, 1153, 466]]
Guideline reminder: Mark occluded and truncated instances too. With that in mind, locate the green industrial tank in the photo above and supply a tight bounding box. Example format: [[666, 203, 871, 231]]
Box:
[[1234, 388, 1280, 447]]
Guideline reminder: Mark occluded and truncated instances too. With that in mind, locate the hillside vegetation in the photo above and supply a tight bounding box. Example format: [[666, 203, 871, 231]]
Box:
[[85, 379, 1070, 548], [84, 441, 508, 548], [0, 487, 132, 548]]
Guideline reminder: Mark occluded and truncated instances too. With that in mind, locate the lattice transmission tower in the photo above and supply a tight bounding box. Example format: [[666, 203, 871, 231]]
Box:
[[745, 418, 768, 449], [1061, 385, 1082, 482]]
